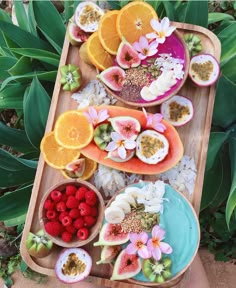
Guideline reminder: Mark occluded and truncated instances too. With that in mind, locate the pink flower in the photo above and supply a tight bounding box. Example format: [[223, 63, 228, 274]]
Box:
[[147, 225, 173, 261], [143, 108, 166, 132], [84, 107, 109, 126], [105, 132, 136, 159], [133, 36, 158, 60], [126, 232, 151, 259]]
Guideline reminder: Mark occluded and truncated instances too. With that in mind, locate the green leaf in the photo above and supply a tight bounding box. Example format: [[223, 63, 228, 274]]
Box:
[[105, 1, 122, 10], [23, 77, 51, 149], [213, 76, 236, 129], [146, 0, 162, 12], [14, 0, 30, 32], [226, 138, 236, 228], [205, 132, 229, 171], [0, 20, 53, 51], [0, 8, 12, 23], [213, 20, 234, 35], [184, 0, 208, 27], [208, 12, 234, 25], [0, 83, 25, 109], [0, 185, 32, 220], [0, 148, 37, 171], [27, 1, 37, 36], [10, 48, 60, 66], [0, 122, 35, 153], [162, 1, 175, 21], [4, 213, 26, 227], [8, 56, 32, 76], [63, 0, 74, 23], [0, 56, 17, 79], [221, 56, 236, 83], [0, 168, 35, 188], [32, 0, 66, 53]]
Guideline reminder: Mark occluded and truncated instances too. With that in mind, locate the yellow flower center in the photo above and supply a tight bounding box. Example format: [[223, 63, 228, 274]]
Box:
[[158, 31, 166, 38], [136, 240, 144, 249], [152, 238, 160, 247]]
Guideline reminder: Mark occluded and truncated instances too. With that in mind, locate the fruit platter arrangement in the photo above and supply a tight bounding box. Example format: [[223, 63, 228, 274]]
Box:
[[20, 1, 221, 287]]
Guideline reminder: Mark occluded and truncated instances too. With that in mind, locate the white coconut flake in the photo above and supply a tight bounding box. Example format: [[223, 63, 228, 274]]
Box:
[[158, 155, 197, 196], [71, 80, 117, 108], [94, 164, 141, 198]]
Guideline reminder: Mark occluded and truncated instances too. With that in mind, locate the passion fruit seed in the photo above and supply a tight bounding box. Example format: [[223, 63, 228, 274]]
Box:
[[191, 60, 214, 81], [140, 136, 164, 158], [169, 101, 190, 122], [62, 252, 86, 276]]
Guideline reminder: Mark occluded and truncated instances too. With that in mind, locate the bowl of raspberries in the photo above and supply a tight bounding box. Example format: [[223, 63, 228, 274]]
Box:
[[39, 179, 105, 247]]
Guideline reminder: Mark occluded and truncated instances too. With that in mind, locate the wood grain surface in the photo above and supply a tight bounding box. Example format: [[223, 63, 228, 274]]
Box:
[[20, 21, 221, 288]]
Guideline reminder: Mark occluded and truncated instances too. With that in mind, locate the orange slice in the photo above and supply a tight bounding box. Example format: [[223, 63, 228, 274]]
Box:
[[54, 110, 93, 149], [86, 31, 114, 71], [98, 10, 121, 55], [61, 155, 97, 181], [40, 131, 81, 169], [116, 1, 158, 44]]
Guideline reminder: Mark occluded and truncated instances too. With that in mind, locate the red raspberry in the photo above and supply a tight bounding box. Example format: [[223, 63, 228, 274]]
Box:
[[69, 208, 80, 219], [50, 190, 62, 202], [61, 231, 73, 242], [77, 227, 89, 240], [66, 196, 79, 209], [61, 194, 68, 202], [78, 202, 92, 216], [66, 184, 77, 196], [90, 206, 98, 217], [56, 201, 67, 212], [84, 216, 96, 227], [85, 190, 98, 206], [46, 210, 57, 220], [73, 218, 84, 229], [59, 211, 68, 223], [44, 221, 62, 236], [44, 199, 55, 210], [66, 225, 77, 235], [61, 215, 72, 227], [75, 186, 88, 201]]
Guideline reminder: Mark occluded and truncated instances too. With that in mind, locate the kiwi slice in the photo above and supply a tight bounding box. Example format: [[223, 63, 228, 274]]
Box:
[[94, 123, 114, 150], [60, 64, 81, 92], [183, 34, 202, 57]]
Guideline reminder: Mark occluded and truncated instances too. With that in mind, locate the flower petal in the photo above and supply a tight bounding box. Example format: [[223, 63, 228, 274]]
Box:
[[153, 123, 166, 133], [105, 141, 117, 152], [88, 106, 98, 119], [139, 36, 148, 48], [111, 132, 122, 141], [152, 113, 163, 122], [124, 140, 136, 149], [129, 232, 139, 243], [139, 231, 149, 244], [138, 53, 147, 60], [147, 239, 154, 251], [150, 18, 160, 31], [138, 245, 152, 259], [146, 32, 157, 40], [160, 242, 173, 254], [166, 25, 176, 37], [149, 40, 159, 50], [126, 242, 138, 255], [133, 42, 142, 52], [161, 17, 170, 32], [156, 37, 166, 44], [152, 247, 162, 261], [118, 145, 127, 159], [98, 109, 109, 122], [152, 225, 165, 240]]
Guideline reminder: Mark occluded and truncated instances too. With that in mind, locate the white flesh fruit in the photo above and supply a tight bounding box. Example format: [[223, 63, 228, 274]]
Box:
[[110, 200, 131, 214], [124, 186, 145, 200], [136, 130, 169, 164], [105, 206, 125, 224], [115, 194, 136, 206]]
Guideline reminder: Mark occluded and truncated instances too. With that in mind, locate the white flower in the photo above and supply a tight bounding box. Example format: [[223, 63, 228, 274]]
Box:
[[133, 36, 158, 60], [146, 17, 176, 44]]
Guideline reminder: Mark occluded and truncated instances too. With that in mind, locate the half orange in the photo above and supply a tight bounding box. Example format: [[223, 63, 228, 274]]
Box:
[[40, 131, 81, 169], [54, 110, 93, 149], [98, 10, 121, 55], [116, 1, 158, 44], [86, 31, 114, 71]]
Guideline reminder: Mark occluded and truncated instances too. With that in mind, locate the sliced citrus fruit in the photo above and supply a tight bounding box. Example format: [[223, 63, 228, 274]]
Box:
[[61, 155, 97, 181], [86, 31, 114, 71], [116, 1, 158, 44], [98, 10, 121, 55], [54, 110, 93, 149], [40, 131, 81, 169]]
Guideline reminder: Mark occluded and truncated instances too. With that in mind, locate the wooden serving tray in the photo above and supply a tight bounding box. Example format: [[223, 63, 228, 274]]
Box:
[[20, 22, 221, 287]]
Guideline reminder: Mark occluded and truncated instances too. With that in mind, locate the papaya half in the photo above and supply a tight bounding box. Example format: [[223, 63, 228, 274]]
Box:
[[80, 106, 184, 175]]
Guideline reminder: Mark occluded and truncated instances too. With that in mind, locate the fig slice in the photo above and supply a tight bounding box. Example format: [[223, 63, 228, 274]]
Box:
[[97, 66, 125, 91]]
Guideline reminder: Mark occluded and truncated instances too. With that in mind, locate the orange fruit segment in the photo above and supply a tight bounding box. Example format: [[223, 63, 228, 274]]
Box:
[[98, 10, 121, 55], [61, 155, 97, 181], [116, 2, 158, 44], [54, 110, 93, 149], [86, 31, 114, 71], [40, 131, 81, 169]]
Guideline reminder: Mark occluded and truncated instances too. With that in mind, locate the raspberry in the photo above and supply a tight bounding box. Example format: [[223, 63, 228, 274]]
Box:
[[85, 190, 98, 206], [78, 202, 92, 216], [69, 208, 80, 219], [73, 218, 84, 229], [75, 186, 88, 201], [56, 201, 67, 212], [44, 221, 62, 236], [44, 199, 55, 210], [65, 184, 77, 196], [59, 211, 68, 223], [61, 194, 68, 202], [77, 227, 89, 240], [66, 225, 77, 235], [66, 196, 79, 209], [61, 231, 73, 242], [50, 190, 62, 202], [90, 206, 98, 217], [46, 210, 57, 220], [84, 216, 96, 227], [61, 215, 72, 227]]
